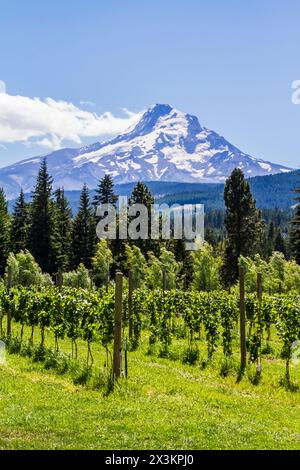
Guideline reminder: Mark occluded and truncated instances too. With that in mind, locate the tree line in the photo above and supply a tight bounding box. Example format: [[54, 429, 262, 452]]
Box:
[[0, 160, 299, 290]]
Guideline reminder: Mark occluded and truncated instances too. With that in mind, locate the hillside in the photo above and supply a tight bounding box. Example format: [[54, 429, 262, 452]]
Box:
[[9, 170, 298, 215], [156, 170, 300, 210]]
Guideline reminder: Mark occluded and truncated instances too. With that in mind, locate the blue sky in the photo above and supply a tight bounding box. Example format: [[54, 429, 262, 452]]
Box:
[[0, 0, 299, 168]]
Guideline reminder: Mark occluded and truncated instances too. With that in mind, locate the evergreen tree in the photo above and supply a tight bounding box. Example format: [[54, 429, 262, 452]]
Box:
[[0, 188, 10, 275], [92, 240, 113, 287], [222, 168, 264, 285], [268, 221, 275, 244], [171, 238, 194, 289], [205, 226, 218, 247], [93, 175, 120, 272], [125, 244, 147, 288], [93, 174, 118, 209], [256, 208, 267, 258], [290, 180, 300, 264], [274, 229, 286, 257], [28, 159, 55, 273], [266, 221, 275, 257], [71, 184, 95, 269], [192, 243, 222, 291], [52, 188, 73, 271], [129, 182, 154, 207], [10, 189, 30, 253], [129, 182, 157, 256]]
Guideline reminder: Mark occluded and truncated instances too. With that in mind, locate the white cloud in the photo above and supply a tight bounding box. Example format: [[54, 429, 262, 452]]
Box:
[[79, 100, 96, 107], [0, 90, 142, 150], [0, 80, 6, 94]]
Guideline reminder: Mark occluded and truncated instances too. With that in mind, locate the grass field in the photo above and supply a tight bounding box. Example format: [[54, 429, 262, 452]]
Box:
[[0, 321, 300, 450]]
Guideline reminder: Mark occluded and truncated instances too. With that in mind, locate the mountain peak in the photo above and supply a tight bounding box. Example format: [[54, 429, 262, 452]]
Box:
[[149, 103, 173, 115], [129, 103, 174, 137]]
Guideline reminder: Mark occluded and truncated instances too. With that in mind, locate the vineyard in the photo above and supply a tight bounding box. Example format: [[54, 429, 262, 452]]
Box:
[[1, 271, 300, 389]]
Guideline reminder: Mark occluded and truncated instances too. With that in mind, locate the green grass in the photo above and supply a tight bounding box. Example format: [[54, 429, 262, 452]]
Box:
[[0, 321, 300, 450]]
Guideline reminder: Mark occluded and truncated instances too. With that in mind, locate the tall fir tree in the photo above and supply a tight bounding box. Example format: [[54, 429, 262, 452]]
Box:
[[10, 189, 30, 254], [129, 182, 157, 257], [222, 168, 264, 285], [93, 175, 119, 271], [171, 238, 194, 289], [0, 188, 10, 275], [274, 229, 286, 257], [52, 188, 73, 271], [71, 184, 96, 269], [266, 221, 275, 256], [28, 159, 55, 273], [129, 182, 154, 207], [93, 174, 118, 209], [290, 179, 300, 264]]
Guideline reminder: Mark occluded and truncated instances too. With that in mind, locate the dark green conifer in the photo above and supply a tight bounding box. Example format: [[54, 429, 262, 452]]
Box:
[[52, 188, 73, 271], [28, 159, 55, 273], [71, 184, 95, 269], [222, 168, 264, 285], [93, 174, 117, 209], [10, 189, 29, 254], [290, 179, 300, 264], [0, 188, 10, 275]]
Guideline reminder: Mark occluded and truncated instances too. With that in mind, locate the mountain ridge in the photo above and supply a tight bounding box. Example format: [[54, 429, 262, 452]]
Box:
[[8, 170, 299, 214], [0, 103, 293, 199]]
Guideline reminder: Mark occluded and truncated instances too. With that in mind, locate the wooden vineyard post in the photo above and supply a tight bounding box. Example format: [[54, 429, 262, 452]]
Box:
[[106, 271, 110, 293], [239, 266, 247, 371], [58, 269, 63, 291], [113, 272, 123, 380], [7, 265, 12, 337], [162, 268, 167, 293], [257, 272, 263, 373], [124, 338, 128, 379], [128, 271, 134, 341]]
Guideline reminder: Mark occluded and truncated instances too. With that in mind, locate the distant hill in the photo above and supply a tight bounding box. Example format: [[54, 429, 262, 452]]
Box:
[[156, 169, 300, 211], [9, 170, 299, 214]]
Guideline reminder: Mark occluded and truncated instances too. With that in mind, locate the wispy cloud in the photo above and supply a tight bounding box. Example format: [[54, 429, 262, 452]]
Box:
[[0, 80, 6, 94], [79, 100, 96, 107], [0, 87, 142, 150]]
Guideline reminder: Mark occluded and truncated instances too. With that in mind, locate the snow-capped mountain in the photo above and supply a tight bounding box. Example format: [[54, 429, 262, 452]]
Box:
[[0, 104, 293, 199]]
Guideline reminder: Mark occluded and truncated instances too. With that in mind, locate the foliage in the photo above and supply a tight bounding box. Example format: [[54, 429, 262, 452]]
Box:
[[0, 187, 10, 276], [222, 168, 264, 285], [159, 247, 180, 290], [63, 263, 91, 289], [5, 251, 53, 288], [93, 174, 118, 208], [71, 184, 96, 269], [125, 245, 147, 288], [92, 240, 113, 287], [10, 189, 30, 254], [28, 159, 56, 274], [52, 188, 73, 272], [238, 252, 300, 293], [192, 242, 221, 291], [290, 178, 300, 265], [145, 252, 163, 289]]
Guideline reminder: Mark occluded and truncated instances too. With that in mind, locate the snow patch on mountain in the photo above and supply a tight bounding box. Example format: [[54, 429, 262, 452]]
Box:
[[0, 103, 293, 199]]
